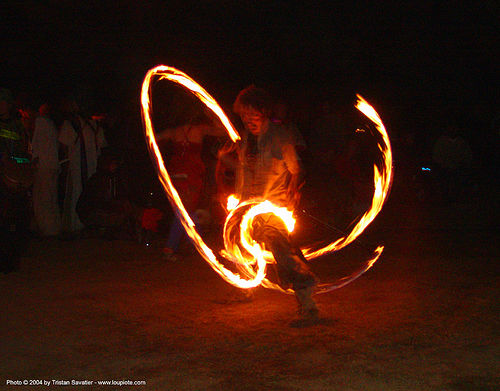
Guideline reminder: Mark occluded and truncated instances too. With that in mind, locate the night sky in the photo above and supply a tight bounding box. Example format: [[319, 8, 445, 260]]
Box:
[[2, 1, 498, 137]]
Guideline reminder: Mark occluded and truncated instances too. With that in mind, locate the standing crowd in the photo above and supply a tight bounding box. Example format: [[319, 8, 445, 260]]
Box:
[[0, 84, 321, 323], [0, 88, 130, 272]]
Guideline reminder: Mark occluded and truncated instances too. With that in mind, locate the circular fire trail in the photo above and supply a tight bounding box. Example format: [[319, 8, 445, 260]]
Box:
[[141, 65, 393, 294]]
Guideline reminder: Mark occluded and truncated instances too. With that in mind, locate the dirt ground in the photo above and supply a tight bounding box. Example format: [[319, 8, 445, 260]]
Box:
[[1, 190, 499, 390]]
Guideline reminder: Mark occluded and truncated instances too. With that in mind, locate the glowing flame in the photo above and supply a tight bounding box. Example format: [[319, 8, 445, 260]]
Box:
[[302, 95, 393, 260], [315, 245, 384, 294], [142, 66, 240, 143], [142, 66, 265, 289], [141, 65, 393, 294], [220, 198, 296, 287], [226, 194, 240, 211], [239, 200, 295, 260]]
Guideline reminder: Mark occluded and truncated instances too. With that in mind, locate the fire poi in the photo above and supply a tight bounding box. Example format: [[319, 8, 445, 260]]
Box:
[[141, 65, 393, 294]]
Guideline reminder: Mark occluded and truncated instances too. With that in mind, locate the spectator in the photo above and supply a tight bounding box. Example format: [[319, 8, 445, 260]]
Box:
[[31, 102, 61, 236], [76, 151, 139, 238], [59, 98, 107, 235], [0, 88, 31, 272], [156, 107, 226, 260], [432, 122, 473, 202]]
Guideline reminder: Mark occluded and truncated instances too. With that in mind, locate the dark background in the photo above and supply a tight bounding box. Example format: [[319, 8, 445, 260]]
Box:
[[3, 2, 497, 105], [2, 0, 498, 176]]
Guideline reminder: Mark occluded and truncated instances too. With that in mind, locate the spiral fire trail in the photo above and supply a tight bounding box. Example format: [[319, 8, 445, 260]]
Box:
[[141, 65, 393, 293]]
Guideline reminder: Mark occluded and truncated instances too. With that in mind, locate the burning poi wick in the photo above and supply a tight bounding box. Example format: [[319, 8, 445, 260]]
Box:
[[141, 65, 393, 294]]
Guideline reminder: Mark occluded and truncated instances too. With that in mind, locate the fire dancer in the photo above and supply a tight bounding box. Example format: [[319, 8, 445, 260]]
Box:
[[220, 85, 319, 322]]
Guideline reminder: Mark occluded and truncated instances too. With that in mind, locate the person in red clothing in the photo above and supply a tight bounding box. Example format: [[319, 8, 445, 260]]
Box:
[[156, 109, 226, 260]]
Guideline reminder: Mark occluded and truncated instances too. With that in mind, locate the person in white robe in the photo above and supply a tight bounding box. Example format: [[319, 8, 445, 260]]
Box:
[[58, 101, 106, 233], [31, 103, 61, 236]]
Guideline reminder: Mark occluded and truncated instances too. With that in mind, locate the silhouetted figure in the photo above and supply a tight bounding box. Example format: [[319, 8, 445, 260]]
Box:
[[432, 123, 472, 202], [76, 151, 139, 239], [0, 88, 32, 272]]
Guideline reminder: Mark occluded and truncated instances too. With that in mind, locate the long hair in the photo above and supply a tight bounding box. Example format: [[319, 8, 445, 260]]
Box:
[[233, 85, 273, 118]]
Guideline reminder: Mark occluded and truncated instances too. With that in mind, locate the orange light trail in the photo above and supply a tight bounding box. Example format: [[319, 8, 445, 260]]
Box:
[[301, 95, 393, 261], [141, 65, 393, 294], [142, 66, 269, 289]]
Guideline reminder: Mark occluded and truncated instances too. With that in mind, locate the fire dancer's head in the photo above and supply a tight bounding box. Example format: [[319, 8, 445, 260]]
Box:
[[233, 85, 273, 136]]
